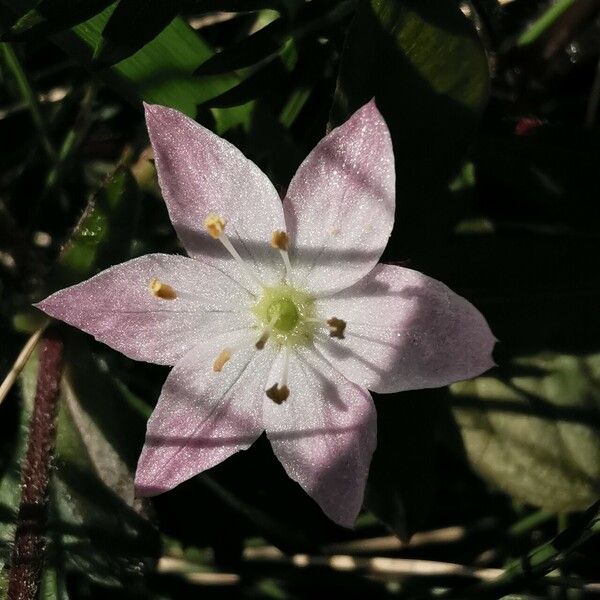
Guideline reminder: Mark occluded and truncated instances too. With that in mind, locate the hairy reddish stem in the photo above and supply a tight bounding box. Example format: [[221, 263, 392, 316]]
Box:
[[8, 329, 64, 600]]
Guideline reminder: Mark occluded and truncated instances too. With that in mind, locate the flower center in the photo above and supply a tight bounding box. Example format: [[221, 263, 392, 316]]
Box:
[[253, 285, 315, 347], [267, 298, 299, 332]]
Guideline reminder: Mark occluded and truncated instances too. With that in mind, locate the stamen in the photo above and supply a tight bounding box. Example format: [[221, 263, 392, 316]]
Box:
[[255, 331, 270, 350], [271, 230, 289, 251], [266, 347, 290, 404], [266, 384, 289, 404], [212, 348, 232, 372], [327, 317, 346, 339], [255, 310, 279, 350], [204, 213, 262, 289], [149, 278, 177, 300], [271, 230, 293, 282], [204, 213, 226, 239]]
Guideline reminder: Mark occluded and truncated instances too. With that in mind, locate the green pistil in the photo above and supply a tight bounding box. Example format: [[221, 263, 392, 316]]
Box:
[[253, 284, 316, 347], [268, 298, 299, 332]]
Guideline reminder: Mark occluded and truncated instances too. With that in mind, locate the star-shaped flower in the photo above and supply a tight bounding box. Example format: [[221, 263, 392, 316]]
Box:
[[37, 101, 495, 527]]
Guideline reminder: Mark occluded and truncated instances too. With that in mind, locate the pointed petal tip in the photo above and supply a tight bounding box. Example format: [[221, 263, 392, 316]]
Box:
[[134, 468, 171, 497], [33, 294, 60, 319], [134, 481, 166, 498], [357, 97, 386, 125], [143, 101, 167, 122], [331, 512, 358, 529]]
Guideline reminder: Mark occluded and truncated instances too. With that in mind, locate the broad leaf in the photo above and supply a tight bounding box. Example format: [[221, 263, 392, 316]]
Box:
[[93, 0, 179, 67], [452, 352, 600, 513]]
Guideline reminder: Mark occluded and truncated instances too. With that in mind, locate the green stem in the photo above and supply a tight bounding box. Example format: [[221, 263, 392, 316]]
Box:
[[0, 42, 57, 161], [517, 0, 576, 46], [456, 501, 600, 598], [42, 84, 96, 197], [509, 509, 553, 537]]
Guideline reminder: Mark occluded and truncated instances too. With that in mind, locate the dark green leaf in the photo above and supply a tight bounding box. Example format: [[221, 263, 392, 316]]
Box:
[[194, 18, 287, 76], [452, 352, 600, 513], [207, 38, 296, 107], [330, 0, 489, 255], [180, 0, 299, 16], [93, 0, 179, 67], [1, 0, 114, 40], [2, 0, 240, 119]]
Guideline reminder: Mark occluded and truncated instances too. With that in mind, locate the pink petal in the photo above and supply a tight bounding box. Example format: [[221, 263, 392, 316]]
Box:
[[36, 254, 254, 366], [264, 346, 376, 528], [135, 330, 276, 496], [315, 264, 496, 393], [283, 100, 395, 295], [145, 104, 286, 290]]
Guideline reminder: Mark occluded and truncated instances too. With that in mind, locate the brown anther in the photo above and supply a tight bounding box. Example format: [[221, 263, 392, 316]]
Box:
[[149, 278, 177, 300], [327, 317, 346, 339], [204, 214, 226, 239], [212, 349, 232, 372], [271, 230, 289, 251], [255, 331, 270, 350], [266, 384, 289, 404]]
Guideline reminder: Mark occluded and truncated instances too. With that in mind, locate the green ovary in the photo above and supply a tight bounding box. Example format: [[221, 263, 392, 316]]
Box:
[[253, 285, 316, 346], [268, 298, 299, 332]]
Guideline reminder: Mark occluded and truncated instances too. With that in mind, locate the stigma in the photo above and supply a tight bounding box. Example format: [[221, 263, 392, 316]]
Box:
[[149, 278, 177, 300]]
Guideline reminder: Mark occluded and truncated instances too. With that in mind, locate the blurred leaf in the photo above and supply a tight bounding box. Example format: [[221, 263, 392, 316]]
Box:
[[207, 37, 297, 107], [330, 0, 489, 255], [452, 352, 600, 512], [39, 567, 69, 600], [52, 166, 140, 290], [1, 0, 239, 119], [1, 0, 114, 40], [180, 0, 301, 16], [51, 375, 158, 589], [195, 17, 287, 76], [93, 0, 178, 67]]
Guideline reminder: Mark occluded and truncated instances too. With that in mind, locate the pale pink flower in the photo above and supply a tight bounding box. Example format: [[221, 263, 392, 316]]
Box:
[[37, 101, 495, 527]]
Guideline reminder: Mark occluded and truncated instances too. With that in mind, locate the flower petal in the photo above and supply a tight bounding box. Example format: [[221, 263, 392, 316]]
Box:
[[36, 254, 254, 366], [135, 330, 275, 496], [315, 264, 496, 393], [264, 346, 376, 528], [145, 104, 286, 290], [283, 100, 395, 294]]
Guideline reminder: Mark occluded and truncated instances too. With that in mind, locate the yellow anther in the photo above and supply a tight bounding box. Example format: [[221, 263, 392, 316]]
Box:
[[271, 230, 289, 251], [149, 278, 177, 300], [212, 349, 232, 372], [327, 317, 346, 339], [255, 331, 270, 350], [204, 214, 226, 239], [266, 383, 289, 404]]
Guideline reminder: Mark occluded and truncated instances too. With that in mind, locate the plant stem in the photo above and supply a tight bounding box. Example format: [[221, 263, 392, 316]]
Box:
[[445, 500, 600, 599], [517, 0, 576, 47], [7, 328, 64, 600]]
